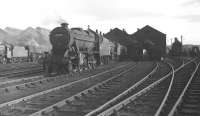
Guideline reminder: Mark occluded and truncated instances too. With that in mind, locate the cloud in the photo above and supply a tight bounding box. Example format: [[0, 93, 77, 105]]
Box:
[[74, 0, 163, 21], [182, 0, 200, 6], [178, 14, 200, 22], [82, 9, 163, 21]]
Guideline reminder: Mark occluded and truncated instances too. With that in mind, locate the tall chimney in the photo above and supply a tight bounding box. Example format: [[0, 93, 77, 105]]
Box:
[[181, 35, 183, 45], [171, 38, 173, 45]]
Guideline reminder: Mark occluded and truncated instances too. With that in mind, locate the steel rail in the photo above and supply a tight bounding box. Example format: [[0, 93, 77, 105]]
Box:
[[85, 63, 159, 116], [168, 62, 200, 116], [29, 63, 138, 116], [0, 75, 43, 87], [0, 74, 57, 93], [0, 67, 42, 76], [154, 63, 175, 116], [96, 59, 195, 116], [0, 63, 130, 109], [95, 62, 172, 116], [0, 64, 41, 74], [0, 62, 122, 87], [155, 59, 197, 116]]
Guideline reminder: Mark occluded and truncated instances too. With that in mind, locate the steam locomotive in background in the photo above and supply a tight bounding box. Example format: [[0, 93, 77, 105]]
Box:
[[0, 42, 31, 63], [44, 24, 121, 75], [168, 38, 200, 58]]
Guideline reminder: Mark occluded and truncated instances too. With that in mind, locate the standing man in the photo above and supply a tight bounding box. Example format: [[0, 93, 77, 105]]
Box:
[[43, 52, 52, 77]]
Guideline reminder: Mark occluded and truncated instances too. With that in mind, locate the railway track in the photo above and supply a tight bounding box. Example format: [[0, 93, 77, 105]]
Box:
[[86, 59, 196, 116], [168, 63, 200, 116], [19, 62, 156, 116], [0, 62, 129, 94], [0, 58, 195, 116], [0, 62, 129, 87], [84, 62, 172, 116], [0, 63, 125, 89], [164, 58, 183, 69], [0, 62, 131, 102], [0, 63, 40, 72], [155, 60, 197, 116], [0, 62, 144, 116], [0, 63, 43, 78], [0, 67, 43, 78], [112, 71, 173, 116]]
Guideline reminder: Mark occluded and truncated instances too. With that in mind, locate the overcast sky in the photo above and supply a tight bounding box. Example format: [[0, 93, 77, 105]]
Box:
[[0, 0, 200, 45]]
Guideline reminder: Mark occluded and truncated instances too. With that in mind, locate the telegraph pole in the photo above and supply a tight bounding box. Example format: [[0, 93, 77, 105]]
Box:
[[181, 35, 183, 45], [171, 38, 173, 46], [180, 35, 183, 57]]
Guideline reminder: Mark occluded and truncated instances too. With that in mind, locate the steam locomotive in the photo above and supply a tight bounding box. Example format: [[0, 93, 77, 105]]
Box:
[[169, 38, 182, 57], [0, 43, 31, 63], [44, 24, 117, 76]]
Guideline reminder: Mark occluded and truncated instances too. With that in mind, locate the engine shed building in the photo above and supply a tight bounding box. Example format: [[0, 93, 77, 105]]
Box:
[[131, 25, 166, 60], [105, 28, 142, 61]]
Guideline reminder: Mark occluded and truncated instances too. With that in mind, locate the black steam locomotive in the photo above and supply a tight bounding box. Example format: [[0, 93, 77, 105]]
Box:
[[44, 23, 118, 76]]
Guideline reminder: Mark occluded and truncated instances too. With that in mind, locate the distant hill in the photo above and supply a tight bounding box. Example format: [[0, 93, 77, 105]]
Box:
[[16, 27, 44, 46], [0, 28, 8, 42], [0, 26, 51, 52], [4, 27, 22, 36]]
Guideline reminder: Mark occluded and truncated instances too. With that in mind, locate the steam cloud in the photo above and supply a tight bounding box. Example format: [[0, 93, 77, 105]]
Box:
[[41, 11, 67, 27]]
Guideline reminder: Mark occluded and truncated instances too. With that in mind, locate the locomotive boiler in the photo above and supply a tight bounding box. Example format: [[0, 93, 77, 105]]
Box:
[[71, 28, 98, 54]]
